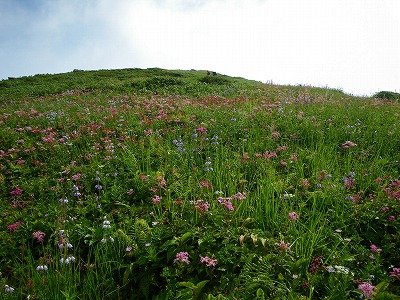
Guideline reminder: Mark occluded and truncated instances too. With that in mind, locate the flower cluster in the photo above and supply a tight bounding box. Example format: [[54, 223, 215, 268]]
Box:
[[204, 157, 213, 172], [36, 265, 48, 272], [358, 282, 376, 299], [102, 216, 111, 229], [275, 240, 291, 251], [101, 236, 115, 243], [370, 244, 381, 254], [389, 267, 400, 280], [7, 221, 23, 231], [190, 199, 210, 212], [341, 141, 357, 149], [152, 195, 162, 204], [9, 186, 23, 196], [326, 265, 352, 275], [172, 137, 185, 153], [200, 256, 217, 267], [174, 251, 190, 264], [59, 198, 68, 204], [32, 231, 46, 243], [4, 285, 14, 293], [58, 230, 73, 250], [73, 184, 81, 197], [217, 192, 247, 211], [60, 256, 76, 264], [288, 212, 299, 221]]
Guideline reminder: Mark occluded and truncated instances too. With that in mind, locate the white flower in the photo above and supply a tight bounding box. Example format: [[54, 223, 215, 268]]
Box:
[[101, 238, 107, 243], [102, 220, 111, 229], [327, 265, 353, 276], [36, 265, 48, 271], [282, 193, 295, 199], [4, 285, 15, 293]]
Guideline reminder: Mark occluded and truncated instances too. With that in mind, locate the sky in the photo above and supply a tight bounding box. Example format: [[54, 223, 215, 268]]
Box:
[[1, 0, 399, 96]]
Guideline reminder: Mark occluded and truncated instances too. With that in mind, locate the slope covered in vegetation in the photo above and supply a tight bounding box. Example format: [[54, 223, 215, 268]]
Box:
[[0, 68, 399, 299]]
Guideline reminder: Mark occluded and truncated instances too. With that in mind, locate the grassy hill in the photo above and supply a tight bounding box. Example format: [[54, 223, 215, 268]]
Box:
[[1, 67, 349, 101], [0, 68, 399, 299]]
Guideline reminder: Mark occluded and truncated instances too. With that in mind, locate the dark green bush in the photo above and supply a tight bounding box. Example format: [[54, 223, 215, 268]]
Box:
[[199, 76, 230, 85], [374, 90, 400, 101]]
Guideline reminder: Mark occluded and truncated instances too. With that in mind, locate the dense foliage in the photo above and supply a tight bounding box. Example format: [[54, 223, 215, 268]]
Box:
[[0, 69, 399, 299]]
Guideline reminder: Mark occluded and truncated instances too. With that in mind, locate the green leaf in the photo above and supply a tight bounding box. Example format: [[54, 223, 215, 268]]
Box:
[[256, 288, 265, 300], [194, 279, 209, 293], [178, 281, 195, 289], [180, 231, 192, 244], [375, 281, 389, 292]]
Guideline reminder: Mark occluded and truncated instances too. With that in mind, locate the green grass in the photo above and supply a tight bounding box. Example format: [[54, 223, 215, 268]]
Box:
[[0, 68, 399, 299]]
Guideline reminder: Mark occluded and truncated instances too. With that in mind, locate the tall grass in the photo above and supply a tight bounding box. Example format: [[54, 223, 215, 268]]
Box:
[[0, 69, 399, 299]]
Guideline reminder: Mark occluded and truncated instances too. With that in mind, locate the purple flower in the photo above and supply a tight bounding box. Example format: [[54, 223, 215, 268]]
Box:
[[10, 187, 23, 196], [200, 256, 217, 267], [153, 195, 162, 204], [370, 244, 381, 254], [218, 197, 234, 210], [358, 282, 376, 299], [389, 267, 400, 280], [174, 252, 190, 264], [288, 212, 299, 221], [7, 221, 23, 231], [32, 231, 46, 243], [190, 200, 210, 211]]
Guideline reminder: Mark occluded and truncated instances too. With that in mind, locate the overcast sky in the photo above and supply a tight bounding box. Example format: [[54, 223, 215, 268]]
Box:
[[1, 0, 399, 96]]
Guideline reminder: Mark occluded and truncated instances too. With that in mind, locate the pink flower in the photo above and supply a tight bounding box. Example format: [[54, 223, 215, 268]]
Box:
[[153, 195, 162, 204], [32, 231, 46, 243], [288, 212, 299, 221], [10, 187, 23, 196], [200, 256, 217, 267], [272, 131, 280, 138], [358, 282, 377, 299], [71, 173, 81, 181], [370, 244, 381, 254], [389, 267, 400, 280], [175, 198, 184, 205], [381, 206, 390, 212], [190, 200, 210, 212], [140, 175, 149, 181], [196, 127, 207, 134], [341, 141, 357, 149], [218, 198, 234, 211], [174, 252, 190, 264], [275, 241, 291, 251], [200, 180, 212, 189], [231, 192, 246, 201], [388, 215, 396, 221], [7, 222, 23, 231]]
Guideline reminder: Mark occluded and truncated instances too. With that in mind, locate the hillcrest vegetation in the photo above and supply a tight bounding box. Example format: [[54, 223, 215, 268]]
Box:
[[0, 68, 399, 299]]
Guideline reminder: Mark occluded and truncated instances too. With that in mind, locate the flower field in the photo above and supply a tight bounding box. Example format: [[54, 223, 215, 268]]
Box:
[[0, 68, 399, 299]]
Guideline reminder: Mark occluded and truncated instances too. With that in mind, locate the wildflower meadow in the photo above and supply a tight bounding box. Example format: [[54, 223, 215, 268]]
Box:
[[0, 68, 399, 299]]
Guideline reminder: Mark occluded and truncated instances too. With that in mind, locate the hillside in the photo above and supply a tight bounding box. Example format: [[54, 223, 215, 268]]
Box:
[[0, 67, 351, 102], [0, 68, 399, 299]]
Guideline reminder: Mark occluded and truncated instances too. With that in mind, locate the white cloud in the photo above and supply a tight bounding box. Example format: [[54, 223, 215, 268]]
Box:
[[1, 0, 399, 95]]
